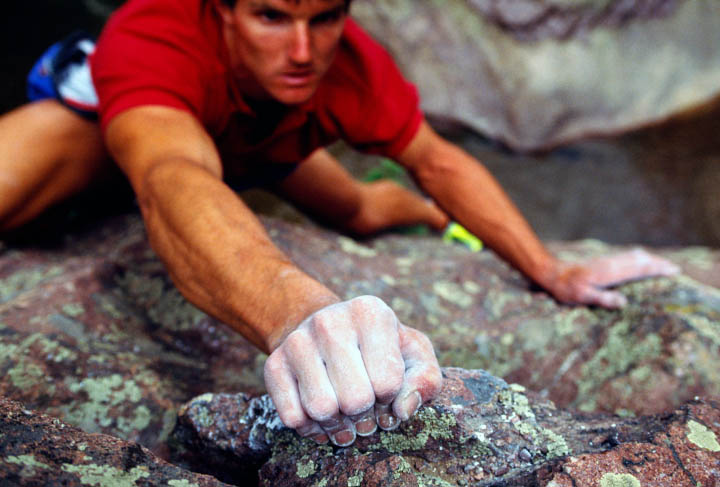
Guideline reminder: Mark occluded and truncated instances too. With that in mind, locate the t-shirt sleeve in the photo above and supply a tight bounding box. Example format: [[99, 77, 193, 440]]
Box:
[[90, 2, 208, 132], [323, 19, 423, 158]]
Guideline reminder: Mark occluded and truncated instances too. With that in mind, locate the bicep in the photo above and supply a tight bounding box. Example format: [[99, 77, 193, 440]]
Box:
[[104, 105, 223, 194], [394, 120, 456, 178]]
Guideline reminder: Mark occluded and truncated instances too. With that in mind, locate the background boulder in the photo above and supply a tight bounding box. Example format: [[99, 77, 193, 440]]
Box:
[[351, 0, 720, 152]]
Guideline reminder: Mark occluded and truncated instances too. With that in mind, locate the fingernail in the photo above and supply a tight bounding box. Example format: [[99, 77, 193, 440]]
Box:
[[378, 413, 398, 431], [331, 429, 355, 447], [355, 417, 377, 436], [398, 391, 422, 421], [311, 433, 329, 444]]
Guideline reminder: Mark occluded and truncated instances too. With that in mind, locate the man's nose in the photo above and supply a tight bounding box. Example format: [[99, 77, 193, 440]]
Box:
[[289, 22, 312, 65]]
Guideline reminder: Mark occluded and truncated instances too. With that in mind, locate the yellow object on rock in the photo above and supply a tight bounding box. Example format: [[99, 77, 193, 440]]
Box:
[[442, 222, 483, 252]]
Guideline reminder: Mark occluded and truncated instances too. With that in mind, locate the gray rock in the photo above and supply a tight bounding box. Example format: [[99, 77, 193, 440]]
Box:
[[351, 0, 720, 151], [0, 396, 231, 487], [170, 368, 720, 487]]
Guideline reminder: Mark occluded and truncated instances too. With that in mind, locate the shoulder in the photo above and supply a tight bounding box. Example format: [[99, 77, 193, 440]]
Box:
[[92, 0, 227, 131], [325, 18, 405, 94], [314, 18, 422, 157]]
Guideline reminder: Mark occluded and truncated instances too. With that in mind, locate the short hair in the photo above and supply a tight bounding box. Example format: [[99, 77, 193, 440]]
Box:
[[220, 0, 352, 8]]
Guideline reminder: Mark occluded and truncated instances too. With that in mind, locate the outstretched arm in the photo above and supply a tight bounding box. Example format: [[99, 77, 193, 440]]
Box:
[[396, 121, 679, 308], [105, 106, 441, 446]]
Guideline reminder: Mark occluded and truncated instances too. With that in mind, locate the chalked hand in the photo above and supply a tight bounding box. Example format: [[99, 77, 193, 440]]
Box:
[[542, 248, 680, 308], [264, 295, 442, 447]]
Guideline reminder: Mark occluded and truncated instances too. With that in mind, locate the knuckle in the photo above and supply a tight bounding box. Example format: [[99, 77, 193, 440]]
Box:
[[350, 295, 390, 317], [339, 392, 374, 416], [283, 329, 312, 356], [373, 377, 403, 404], [278, 409, 309, 430], [304, 398, 338, 422], [263, 353, 285, 378], [310, 311, 338, 338]]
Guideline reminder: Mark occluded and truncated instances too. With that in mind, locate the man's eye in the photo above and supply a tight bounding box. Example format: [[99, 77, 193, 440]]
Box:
[[311, 9, 343, 25], [257, 9, 285, 22]]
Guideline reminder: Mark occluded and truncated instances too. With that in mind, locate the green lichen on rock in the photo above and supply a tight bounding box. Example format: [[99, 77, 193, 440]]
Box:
[[686, 420, 720, 452], [296, 458, 316, 478], [61, 302, 85, 317], [498, 389, 570, 459], [60, 374, 148, 435], [168, 480, 199, 487], [116, 272, 206, 331], [116, 405, 152, 436], [576, 319, 662, 411], [392, 457, 413, 479], [599, 472, 641, 487], [337, 236, 377, 257], [347, 470, 364, 486], [61, 463, 150, 486], [1, 333, 58, 391], [5, 454, 50, 478], [433, 281, 473, 308], [373, 407, 456, 453], [0, 266, 63, 303]]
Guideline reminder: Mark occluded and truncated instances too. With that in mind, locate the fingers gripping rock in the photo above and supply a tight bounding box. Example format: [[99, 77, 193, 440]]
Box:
[[264, 296, 441, 447]]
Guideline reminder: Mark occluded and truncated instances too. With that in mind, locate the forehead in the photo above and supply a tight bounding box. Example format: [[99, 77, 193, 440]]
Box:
[[243, 0, 344, 6]]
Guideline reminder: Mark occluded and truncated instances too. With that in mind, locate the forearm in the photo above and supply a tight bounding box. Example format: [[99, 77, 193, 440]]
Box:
[[137, 158, 339, 352], [408, 140, 556, 286]]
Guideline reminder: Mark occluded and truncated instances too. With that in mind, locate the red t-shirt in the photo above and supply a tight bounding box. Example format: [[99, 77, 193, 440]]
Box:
[[90, 0, 423, 168]]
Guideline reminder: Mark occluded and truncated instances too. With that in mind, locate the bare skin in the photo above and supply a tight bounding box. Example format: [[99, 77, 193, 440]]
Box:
[[0, 0, 680, 448], [0, 100, 111, 232]]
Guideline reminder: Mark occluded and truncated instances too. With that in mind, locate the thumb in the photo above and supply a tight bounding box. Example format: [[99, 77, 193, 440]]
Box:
[[392, 324, 442, 421], [577, 285, 628, 309]]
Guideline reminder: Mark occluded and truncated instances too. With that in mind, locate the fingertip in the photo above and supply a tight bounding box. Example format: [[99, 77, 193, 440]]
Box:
[[663, 262, 682, 275], [602, 292, 627, 309], [375, 402, 399, 431], [394, 390, 422, 422]]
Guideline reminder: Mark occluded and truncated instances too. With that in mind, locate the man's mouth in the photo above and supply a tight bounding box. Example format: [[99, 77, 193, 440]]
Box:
[[280, 70, 315, 86]]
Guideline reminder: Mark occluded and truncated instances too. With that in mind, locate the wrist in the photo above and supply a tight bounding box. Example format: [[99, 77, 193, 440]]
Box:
[[528, 253, 562, 291], [264, 290, 340, 353]]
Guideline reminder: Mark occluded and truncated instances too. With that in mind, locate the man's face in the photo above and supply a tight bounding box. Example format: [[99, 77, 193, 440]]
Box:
[[219, 0, 348, 105]]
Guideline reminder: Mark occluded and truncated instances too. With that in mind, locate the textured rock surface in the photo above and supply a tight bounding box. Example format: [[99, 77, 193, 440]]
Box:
[[171, 368, 720, 487], [351, 0, 720, 151], [0, 397, 230, 486], [1, 213, 720, 460], [0, 215, 268, 455]]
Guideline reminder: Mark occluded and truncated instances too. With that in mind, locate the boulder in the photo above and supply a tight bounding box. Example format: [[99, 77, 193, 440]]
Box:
[[351, 0, 720, 151], [1, 213, 720, 459], [0, 396, 230, 487], [171, 368, 720, 487]]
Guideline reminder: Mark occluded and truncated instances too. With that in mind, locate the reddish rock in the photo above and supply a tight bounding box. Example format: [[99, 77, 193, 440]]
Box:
[[170, 368, 720, 487], [545, 400, 720, 487], [1, 214, 720, 458], [0, 396, 230, 487]]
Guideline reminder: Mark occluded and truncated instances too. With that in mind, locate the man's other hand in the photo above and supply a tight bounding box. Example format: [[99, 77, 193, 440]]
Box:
[[264, 295, 442, 447], [543, 248, 680, 308]]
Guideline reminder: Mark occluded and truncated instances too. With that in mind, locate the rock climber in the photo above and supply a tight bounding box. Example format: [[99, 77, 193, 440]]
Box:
[[0, 0, 679, 447]]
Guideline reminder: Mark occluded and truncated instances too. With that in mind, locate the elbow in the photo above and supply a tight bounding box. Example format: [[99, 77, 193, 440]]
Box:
[[135, 157, 220, 214], [410, 141, 463, 190]]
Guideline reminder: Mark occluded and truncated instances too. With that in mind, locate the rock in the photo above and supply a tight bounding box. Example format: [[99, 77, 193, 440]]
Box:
[[170, 368, 720, 487], [0, 396, 230, 487], [0, 215, 267, 454], [351, 0, 720, 151], [1, 213, 720, 457]]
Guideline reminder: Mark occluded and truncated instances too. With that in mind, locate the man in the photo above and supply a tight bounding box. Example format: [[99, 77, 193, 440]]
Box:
[[0, 0, 678, 447]]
